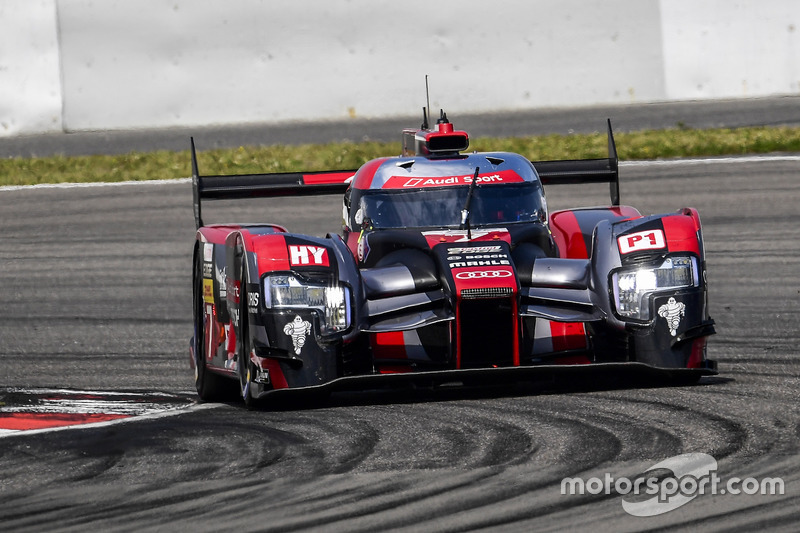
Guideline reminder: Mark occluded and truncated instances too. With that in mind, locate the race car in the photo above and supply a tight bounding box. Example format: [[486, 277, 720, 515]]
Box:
[[189, 109, 716, 406]]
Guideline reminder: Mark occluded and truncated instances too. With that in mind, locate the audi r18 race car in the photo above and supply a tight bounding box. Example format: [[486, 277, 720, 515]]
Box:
[[189, 110, 716, 406]]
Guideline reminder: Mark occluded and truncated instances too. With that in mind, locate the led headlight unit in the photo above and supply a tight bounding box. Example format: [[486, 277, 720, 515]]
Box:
[[263, 274, 351, 334], [612, 256, 699, 321]]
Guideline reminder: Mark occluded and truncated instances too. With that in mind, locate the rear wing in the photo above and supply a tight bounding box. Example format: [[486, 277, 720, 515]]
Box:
[[192, 119, 620, 228], [191, 138, 356, 229], [531, 119, 620, 206]]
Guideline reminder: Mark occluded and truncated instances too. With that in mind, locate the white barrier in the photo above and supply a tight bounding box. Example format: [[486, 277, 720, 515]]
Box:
[[0, 0, 62, 135], [1, 0, 798, 137], [661, 0, 800, 99]]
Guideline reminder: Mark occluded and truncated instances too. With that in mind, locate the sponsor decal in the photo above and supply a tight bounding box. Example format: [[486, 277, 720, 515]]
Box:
[[448, 245, 503, 255], [618, 229, 666, 254], [283, 315, 312, 355], [455, 270, 513, 280], [254, 368, 271, 384], [224, 323, 234, 362], [357, 231, 369, 262], [452, 254, 508, 260], [451, 266, 517, 293], [247, 292, 259, 313], [202, 262, 213, 278], [203, 279, 214, 304], [658, 296, 686, 336], [422, 228, 511, 245], [449, 258, 510, 268], [382, 169, 524, 189], [215, 265, 227, 298], [288, 245, 329, 266], [203, 243, 214, 262], [226, 278, 240, 304], [447, 244, 510, 267]]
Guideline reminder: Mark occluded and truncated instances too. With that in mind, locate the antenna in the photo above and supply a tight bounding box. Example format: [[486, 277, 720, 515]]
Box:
[[460, 167, 480, 239], [425, 75, 431, 129]]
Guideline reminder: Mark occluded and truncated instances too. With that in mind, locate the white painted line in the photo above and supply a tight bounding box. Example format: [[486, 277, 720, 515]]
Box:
[[1, 153, 798, 193], [621, 155, 800, 167], [4, 387, 193, 397], [0, 177, 191, 192], [6, 387, 192, 396]]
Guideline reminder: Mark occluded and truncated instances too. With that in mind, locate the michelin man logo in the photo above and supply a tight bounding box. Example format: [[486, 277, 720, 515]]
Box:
[[658, 297, 686, 336], [284, 315, 312, 354]]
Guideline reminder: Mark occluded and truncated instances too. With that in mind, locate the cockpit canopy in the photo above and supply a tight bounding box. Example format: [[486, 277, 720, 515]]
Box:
[[353, 180, 546, 230], [346, 151, 548, 231]]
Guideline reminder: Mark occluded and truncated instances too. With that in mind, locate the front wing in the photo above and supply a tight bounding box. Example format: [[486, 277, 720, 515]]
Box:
[[250, 362, 717, 401]]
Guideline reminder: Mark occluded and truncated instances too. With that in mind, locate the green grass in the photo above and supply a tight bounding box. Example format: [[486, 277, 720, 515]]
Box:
[[2, 126, 800, 187]]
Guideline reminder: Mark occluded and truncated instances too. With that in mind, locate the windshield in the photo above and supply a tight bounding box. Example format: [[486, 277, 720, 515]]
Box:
[[359, 183, 546, 229]]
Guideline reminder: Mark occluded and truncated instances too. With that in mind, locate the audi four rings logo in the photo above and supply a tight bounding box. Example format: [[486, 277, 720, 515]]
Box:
[[455, 270, 513, 279]]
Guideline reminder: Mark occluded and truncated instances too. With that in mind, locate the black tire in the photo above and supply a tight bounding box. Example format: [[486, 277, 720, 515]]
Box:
[[236, 252, 260, 409], [193, 247, 231, 401]]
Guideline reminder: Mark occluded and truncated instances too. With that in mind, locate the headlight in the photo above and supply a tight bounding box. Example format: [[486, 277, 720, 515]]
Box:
[[263, 274, 351, 334], [612, 256, 698, 320]]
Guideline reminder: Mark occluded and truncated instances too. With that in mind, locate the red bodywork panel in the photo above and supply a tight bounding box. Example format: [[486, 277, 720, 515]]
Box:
[[548, 206, 643, 359], [662, 209, 703, 256], [550, 210, 590, 259], [550, 206, 642, 259], [199, 224, 287, 245], [351, 157, 391, 190]]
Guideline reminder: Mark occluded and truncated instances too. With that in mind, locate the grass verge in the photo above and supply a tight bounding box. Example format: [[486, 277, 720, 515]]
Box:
[[2, 126, 800, 187]]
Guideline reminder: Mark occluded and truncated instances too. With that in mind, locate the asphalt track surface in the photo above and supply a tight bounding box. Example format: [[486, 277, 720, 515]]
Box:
[[1, 103, 800, 531]]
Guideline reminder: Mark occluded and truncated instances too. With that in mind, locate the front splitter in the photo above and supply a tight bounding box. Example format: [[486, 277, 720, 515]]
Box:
[[255, 361, 718, 400]]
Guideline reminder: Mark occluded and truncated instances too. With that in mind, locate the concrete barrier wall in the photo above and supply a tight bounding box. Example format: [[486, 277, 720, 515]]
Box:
[[1, 0, 798, 137], [0, 0, 62, 135], [661, 0, 800, 99]]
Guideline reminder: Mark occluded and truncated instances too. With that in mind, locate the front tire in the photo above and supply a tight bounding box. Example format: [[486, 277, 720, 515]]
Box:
[[236, 251, 260, 409]]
